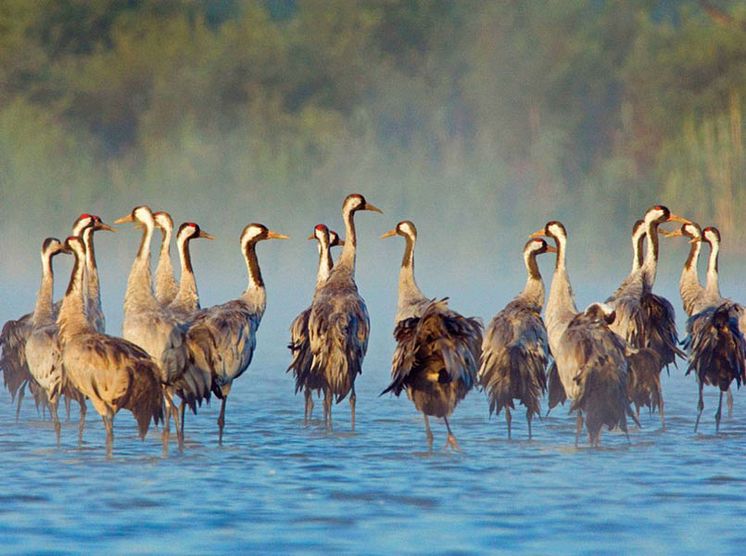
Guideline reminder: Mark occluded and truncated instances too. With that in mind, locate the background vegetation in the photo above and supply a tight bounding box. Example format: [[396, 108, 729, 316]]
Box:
[[1, 1, 745, 356]]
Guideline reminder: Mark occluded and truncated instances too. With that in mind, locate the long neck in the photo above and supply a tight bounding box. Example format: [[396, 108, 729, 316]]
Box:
[[241, 240, 266, 316], [82, 228, 102, 309], [705, 241, 720, 299], [680, 240, 704, 316], [641, 219, 660, 289], [58, 251, 92, 340], [519, 251, 544, 307], [172, 236, 199, 311], [315, 239, 334, 287], [31, 253, 55, 326], [546, 234, 577, 345], [397, 234, 426, 312], [124, 222, 157, 311], [336, 208, 357, 274], [632, 232, 645, 273], [155, 227, 176, 302]]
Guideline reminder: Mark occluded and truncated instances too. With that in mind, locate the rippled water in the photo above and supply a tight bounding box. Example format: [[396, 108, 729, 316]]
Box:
[[2, 349, 745, 555]]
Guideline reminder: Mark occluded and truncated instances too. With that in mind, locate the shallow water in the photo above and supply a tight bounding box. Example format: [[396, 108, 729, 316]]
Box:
[[1, 350, 744, 554]]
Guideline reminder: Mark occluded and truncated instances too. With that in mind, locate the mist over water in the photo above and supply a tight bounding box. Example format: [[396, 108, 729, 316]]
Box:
[[2, 1, 746, 552]]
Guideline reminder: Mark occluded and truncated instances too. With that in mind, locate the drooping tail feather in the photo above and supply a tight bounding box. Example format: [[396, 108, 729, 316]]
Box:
[[122, 363, 165, 440]]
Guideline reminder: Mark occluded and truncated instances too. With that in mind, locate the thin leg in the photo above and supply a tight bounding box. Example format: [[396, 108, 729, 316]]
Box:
[[178, 401, 186, 451], [304, 388, 314, 424], [15, 385, 25, 422], [51, 400, 61, 447], [715, 390, 723, 434], [443, 416, 460, 451], [217, 396, 227, 446], [424, 414, 434, 449], [78, 398, 87, 447], [64, 395, 72, 421], [527, 409, 533, 441], [349, 388, 356, 432], [171, 403, 183, 451], [323, 389, 333, 432], [659, 390, 666, 432], [694, 382, 705, 433], [103, 415, 114, 459], [575, 411, 583, 448], [727, 388, 734, 418], [505, 406, 512, 440]]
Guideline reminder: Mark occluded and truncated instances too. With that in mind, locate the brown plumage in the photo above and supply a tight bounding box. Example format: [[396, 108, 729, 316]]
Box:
[[684, 303, 745, 432], [564, 304, 637, 447], [380, 220, 482, 449], [478, 238, 552, 439], [57, 236, 164, 456]]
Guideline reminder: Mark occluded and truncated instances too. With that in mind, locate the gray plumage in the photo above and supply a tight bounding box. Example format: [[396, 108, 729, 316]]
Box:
[[287, 225, 342, 422], [25, 238, 86, 443], [478, 238, 551, 439], [186, 223, 287, 444], [536, 221, 635, 446], [674, 225, 746, 432], [154, 211, 179, 307], [1, 213, 106, 419], [381, 220, 482, 450], [308, 194, 381, 431], [117, 206, 191, 448]]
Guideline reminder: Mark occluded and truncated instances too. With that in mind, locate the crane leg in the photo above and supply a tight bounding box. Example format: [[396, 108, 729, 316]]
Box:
[[726, 388, 734, 418], [527, 408, 533, 440], [304, 388, 314, 424], [349, 388, 356, 432], [424, 414, 434, 449], [323, 389, 333, 432], [217, 395, 227, 446], [103, 415, 114, 459], [15, 385, 25, 422], [659, 390, 666, 432], [715, 390, 724, 434], [171, 402, 183, 451], [694, 382, 705, 433], [505, 406, 512, 440], [179, 401, 187, 451], [64, 394, 72, 421], [51, 400, 61, 447], [443, 416, 460, 451], [78, 398, 87, 447], [575, 412, 583, 448]]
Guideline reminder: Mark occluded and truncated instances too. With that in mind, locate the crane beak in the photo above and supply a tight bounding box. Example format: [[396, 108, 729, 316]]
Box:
[[336, 239, 345, 246], [364, 202, 383, 214], [267, 231, 289, 240], [96, 222, 116, 233], [114, 214, 134, 224], [307, 232, 316, 240], [529, 229, 546, 239], [661, 228, 684, 238], [199, 231, 215, 240], [667, 213, 690, 224], [380, 229, 397, 239], [545, 245, 558, 253]]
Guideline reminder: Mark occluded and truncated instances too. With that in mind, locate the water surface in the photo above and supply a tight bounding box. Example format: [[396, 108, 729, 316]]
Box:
[[1, 352, 744, 554]]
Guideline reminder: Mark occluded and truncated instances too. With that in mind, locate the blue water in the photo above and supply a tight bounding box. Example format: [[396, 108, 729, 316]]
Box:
[[1, 348, 744, 554]]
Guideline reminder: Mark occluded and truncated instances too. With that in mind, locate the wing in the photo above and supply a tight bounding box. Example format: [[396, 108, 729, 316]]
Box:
[[25, 326, 65, 402], [383, 299, 481, 396], [287, 307, 313, 393], [0, 314, 33, 400], [478, 301, 548, 416], [640, 292, 685, 369], [187, 301, 258, 395]]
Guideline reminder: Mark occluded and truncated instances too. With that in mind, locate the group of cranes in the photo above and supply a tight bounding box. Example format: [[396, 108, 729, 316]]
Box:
[[1, 197, 744, 454]]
